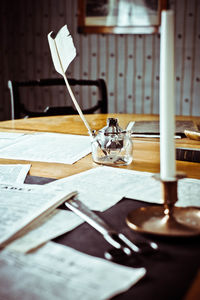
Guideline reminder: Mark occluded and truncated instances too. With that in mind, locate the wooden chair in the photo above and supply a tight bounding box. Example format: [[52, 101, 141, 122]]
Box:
[[8, 78, 108, 119]]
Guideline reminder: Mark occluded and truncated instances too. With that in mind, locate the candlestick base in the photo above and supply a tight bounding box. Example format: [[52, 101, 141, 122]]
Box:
[[126, 206, 200, 237], [126, 174, 200, 237]]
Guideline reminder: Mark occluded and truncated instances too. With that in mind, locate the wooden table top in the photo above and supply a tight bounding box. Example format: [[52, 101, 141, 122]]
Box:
[[0, 113, 199, 180], [0, 113, 200, 300]]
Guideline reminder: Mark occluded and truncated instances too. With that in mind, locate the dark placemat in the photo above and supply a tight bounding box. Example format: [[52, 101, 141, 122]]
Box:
[[25, 175, 200, 300], [25, 175, 56, 185], [131, 120, 197, 135]]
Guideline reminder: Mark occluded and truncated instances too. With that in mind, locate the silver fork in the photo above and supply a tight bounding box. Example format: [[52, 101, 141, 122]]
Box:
[[65, 193, 158, 260]]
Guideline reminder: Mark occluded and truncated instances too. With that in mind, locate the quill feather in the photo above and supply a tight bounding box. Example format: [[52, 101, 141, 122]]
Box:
[[48, 25, 93, 137]]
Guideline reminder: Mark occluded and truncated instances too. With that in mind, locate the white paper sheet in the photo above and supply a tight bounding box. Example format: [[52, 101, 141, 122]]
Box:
[[0, 132, 25, 139], [47, 166, 128, 211], [0, 183, 76, 247], [0, 242, 146, 300], [0, 132, 91, 164], [0, 164, 31, 184], [0, 132, 25, 148], [47, 166, 200, 211], [7, 209, 83, 253]]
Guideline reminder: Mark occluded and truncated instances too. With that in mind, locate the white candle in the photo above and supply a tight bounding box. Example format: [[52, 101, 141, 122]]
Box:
[[159, 10, 176, 181]]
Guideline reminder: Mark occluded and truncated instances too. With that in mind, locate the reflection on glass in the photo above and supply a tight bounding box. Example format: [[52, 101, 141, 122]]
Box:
[[85, 0, 159, 27]]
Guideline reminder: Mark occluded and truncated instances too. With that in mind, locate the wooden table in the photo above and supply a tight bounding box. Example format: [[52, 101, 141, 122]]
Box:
[[0, 114, 200, 300], [0, 113, 200, 180]]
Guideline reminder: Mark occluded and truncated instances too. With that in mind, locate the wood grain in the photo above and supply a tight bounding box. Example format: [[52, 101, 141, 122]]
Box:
[[0, 113, 200, 299], [0, 114, 199, 179]]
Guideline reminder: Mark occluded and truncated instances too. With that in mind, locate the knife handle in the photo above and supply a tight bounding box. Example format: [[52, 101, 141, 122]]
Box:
[[65, 196, 113, 235]]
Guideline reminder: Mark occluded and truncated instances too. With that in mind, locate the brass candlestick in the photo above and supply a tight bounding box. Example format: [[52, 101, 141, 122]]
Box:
[[126, 174, 200, 237]]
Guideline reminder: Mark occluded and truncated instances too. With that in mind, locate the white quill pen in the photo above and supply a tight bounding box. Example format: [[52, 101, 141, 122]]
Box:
[[47, 25, 93, 137]]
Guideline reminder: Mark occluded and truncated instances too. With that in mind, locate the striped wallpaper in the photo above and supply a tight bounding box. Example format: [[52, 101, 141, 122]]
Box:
[[0, 0, 199, 121]]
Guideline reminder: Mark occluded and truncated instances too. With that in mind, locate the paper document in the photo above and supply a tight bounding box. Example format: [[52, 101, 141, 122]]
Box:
[[0, 182, 77, 247], [47, 166, 131, 211], [0, 132, 25, 139], [0, 164, 30, 184], [0, 242, 146, 300], [0, 132, 25, 148], [47, 167, 154, 211], [0, 132, 91, 164], [7, 209, 83, 253], [48, 166, 200, 211]]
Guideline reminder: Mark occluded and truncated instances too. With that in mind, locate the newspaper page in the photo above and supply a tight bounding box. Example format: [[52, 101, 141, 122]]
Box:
[[0, 132, 91, 164], [7, 209, 83, 253], [0, 242, 146, 300], [47, 166, 200, 211], [0, 182, 77, 247], [0, 132, 25, 148], [0, 164, 31, 184]]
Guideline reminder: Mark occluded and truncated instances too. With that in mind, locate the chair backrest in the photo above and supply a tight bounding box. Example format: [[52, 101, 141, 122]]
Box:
[[7, 78, 108, 119]]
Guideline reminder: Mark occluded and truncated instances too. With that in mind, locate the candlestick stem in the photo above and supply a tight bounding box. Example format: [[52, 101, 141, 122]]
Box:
[[162, 180, 177, 217]]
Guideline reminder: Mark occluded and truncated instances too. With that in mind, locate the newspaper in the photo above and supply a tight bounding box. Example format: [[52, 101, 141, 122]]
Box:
[[0, 132, 91, 164], [0, 164, 30, 184], [0, 182, 77, 247], [47, 166, 200, 211], [6, 209, 83, 253], [0, 242, 146, 300], [0, 132, 25, 148]]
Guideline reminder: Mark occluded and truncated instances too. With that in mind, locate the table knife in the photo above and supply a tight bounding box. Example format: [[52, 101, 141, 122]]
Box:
[[65, 194, 156, 257]]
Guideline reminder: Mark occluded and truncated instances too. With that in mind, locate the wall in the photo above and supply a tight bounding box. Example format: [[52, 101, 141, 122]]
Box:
[[0, 0, 199, 121]]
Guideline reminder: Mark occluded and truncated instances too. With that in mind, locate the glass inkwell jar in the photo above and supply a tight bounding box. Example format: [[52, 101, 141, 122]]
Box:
[[91, 118, 133, 166]]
